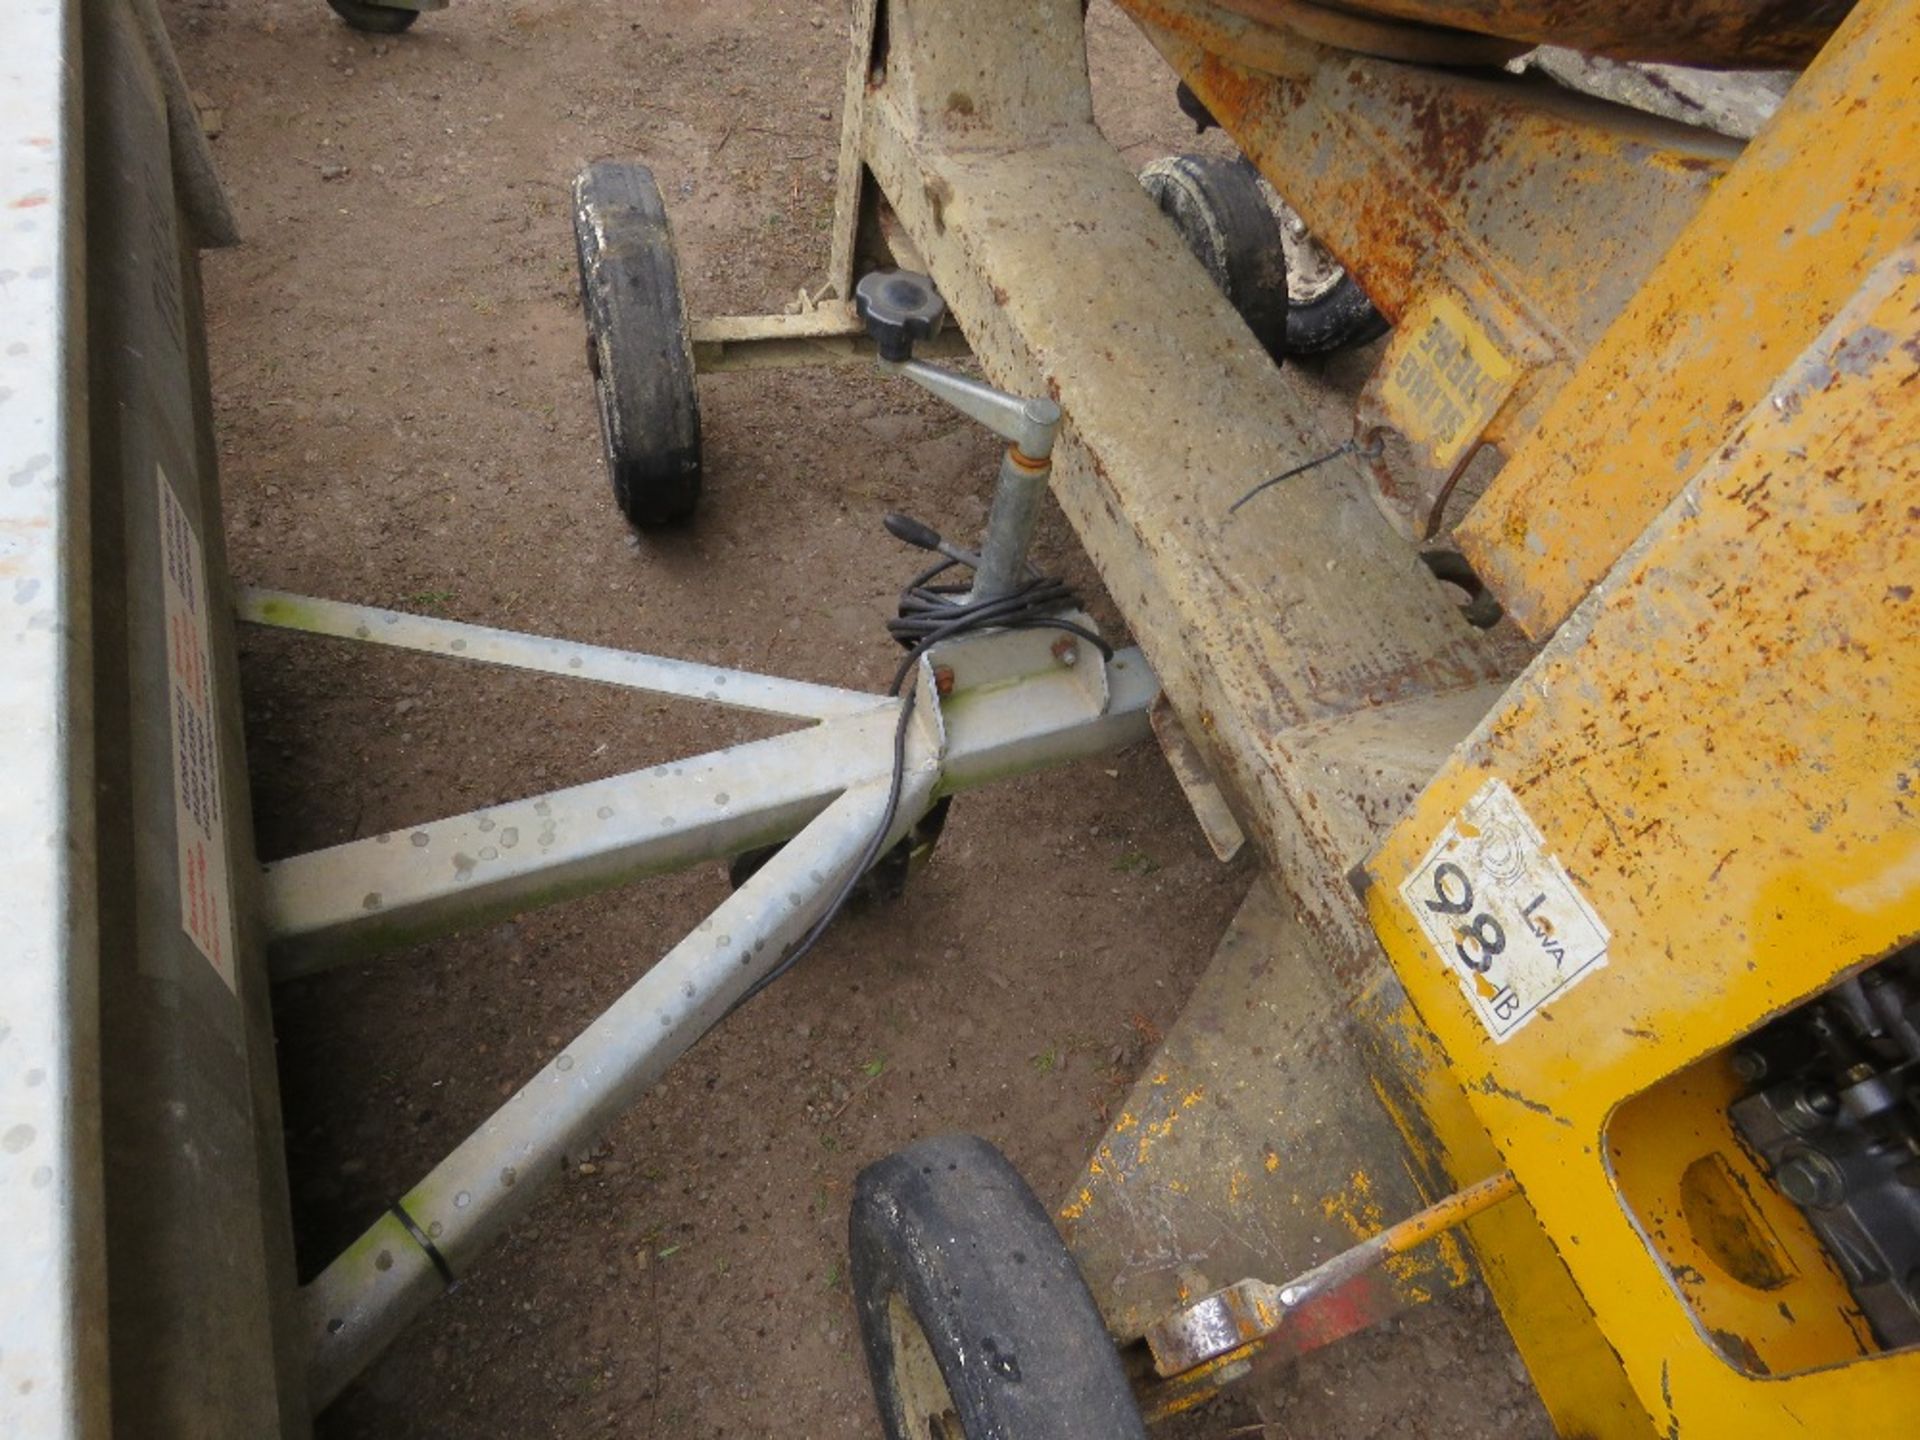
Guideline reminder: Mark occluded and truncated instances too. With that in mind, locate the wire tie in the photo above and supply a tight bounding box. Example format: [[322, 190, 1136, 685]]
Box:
[[1228, 437, 1376, 514]]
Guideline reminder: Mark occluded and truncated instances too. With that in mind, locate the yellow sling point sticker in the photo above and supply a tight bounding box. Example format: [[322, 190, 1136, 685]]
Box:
[[1380, 294, 1517, 469]]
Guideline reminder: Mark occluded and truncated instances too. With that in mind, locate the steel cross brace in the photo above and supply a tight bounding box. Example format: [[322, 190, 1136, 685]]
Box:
[[235, 588, 1153, 1407]]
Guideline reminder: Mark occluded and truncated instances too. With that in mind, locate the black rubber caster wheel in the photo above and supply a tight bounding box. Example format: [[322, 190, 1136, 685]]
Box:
[[1272, 194, 1391, 356], [1140, 154, 1289, 363], [571, 160, 702, 527], [1142, 153, 1390, 359], [325, 0, 420, 32], [851, 1134, 1147, 1440]]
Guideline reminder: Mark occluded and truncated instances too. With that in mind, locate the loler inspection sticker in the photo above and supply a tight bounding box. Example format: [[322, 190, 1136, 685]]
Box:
[[158, 465, 237, 992], [1399, 778, 1608, 1043]]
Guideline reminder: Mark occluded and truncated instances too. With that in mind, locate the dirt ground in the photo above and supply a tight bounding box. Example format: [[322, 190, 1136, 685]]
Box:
[[160, 0, 1553, 1435]]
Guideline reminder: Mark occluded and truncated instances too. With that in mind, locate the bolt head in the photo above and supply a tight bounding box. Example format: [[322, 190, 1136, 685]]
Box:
[[1775, 1148, 1846, 1209], [1050, 637, 1080, 667], [932, 664, 955, 697]]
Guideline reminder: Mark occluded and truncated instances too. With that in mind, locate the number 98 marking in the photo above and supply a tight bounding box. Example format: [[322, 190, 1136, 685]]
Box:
[[1422, 861, 1506, 974]]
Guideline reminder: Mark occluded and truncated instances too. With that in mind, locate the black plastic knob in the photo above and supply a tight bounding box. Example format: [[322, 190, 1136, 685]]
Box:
[[855, 269, 947, 361]]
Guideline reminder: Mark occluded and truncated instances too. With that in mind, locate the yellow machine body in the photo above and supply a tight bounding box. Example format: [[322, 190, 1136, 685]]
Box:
[[1363, 246, 1920, 1432], [808, 0, 1920, 1431], [1117, 0, 1920, 1430]]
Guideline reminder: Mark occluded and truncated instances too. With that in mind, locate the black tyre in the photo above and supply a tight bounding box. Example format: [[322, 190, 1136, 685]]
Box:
[[1140, 155, 1289, 363], [1272, 197, 1390, 355], [325, 0, 420, 32], [852, 1134, 1146, 1440], [571, 161, 702, 527], [1286, 276, 1389, 354]]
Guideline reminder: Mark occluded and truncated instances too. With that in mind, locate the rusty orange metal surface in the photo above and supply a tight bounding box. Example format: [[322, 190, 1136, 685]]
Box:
[[1213, 0, 1531, 65], [1377, 1168, 1516, 1255], [1213, 0, 1850, 66], [1363, 244, 1920, 1434], [1122, 0, 1738, 538], [1457, 0, 1919, 639]]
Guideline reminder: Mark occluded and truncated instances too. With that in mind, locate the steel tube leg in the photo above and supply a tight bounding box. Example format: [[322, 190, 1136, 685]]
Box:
[[879, 356, 1062, 602], [300, 779, 917, 1408], [971, 393, 1062, 602], [972, 446, 1053, 601]]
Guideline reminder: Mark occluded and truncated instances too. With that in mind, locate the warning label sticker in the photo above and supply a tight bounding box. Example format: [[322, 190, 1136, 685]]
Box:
[[158, 465, 236, 992], [1399, 778, 1608, 1043], [1378, 294, 1517, 470]]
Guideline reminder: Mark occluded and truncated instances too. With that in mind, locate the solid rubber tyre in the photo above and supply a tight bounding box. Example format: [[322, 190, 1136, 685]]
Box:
[[851, 1134, 1147, 1440], [1266, 188, 1390, 355], [1285, 273, 1391, 355], [571, 161, 702, 527], [325, 0, 420, 32], [1140, 155, 1289, 363]]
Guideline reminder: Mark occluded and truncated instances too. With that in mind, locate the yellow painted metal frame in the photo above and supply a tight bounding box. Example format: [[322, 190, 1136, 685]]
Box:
[[822, 2, 1919, 1431], [1458, 0, 1920, 639], [1362, 244, 1920, 1433], [1123, 0, 1739, 541]]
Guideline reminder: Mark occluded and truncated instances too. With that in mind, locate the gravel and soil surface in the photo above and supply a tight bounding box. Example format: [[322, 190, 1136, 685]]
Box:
[[160, 0, 1553, 1434]]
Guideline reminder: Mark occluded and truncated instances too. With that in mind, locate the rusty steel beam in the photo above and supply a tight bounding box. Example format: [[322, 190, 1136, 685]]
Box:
[[862, 0, 1524, 953], [1204, 0, 1846, 67], [1119, 0, 1738, 541], [687, 303, 969, 372]]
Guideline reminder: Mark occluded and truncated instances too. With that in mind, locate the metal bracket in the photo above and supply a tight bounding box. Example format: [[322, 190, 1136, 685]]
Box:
[[688, 301, 969, 373]]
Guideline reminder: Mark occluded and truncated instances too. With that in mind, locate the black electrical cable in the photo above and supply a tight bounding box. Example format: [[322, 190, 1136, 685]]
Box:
[[736, 523, 1112, 1007], [1227, 437, 1379, 514]]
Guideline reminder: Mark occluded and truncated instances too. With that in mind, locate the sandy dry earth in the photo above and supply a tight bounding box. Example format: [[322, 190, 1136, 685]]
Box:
[[159, 0, 1552, 1434]]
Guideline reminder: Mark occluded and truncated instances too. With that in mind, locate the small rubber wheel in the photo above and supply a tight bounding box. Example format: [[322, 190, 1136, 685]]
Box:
[[851, 1134, 1147, 1440], [1140, 155, 1289, 363], [571, 161, 702, 527], [1272, 196, 1390, 355], [325, 0, 420, 32]]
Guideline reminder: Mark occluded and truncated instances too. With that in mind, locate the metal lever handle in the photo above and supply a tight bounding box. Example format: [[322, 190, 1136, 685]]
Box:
[[861, 271, 1063, 602]]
